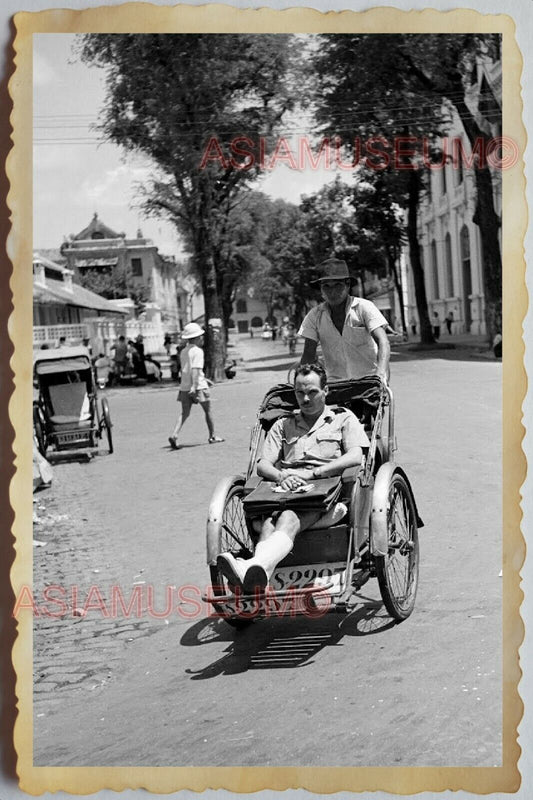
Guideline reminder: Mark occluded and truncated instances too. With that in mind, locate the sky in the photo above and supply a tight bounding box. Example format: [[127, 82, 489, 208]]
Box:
[[33, 33, 341, 257]]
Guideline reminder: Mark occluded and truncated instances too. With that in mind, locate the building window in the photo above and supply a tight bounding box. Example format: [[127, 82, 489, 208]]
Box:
[[91, 232, 104, 240], [453, 138, 464, 185], [251, 316, 263, 327], [460, 225, 473, 332], [131, 258, 143, 277], [444, 233, 454, 297], [440, 163, 447, 195], [431, 239, 439, 299], [236, 298, 247, 313]]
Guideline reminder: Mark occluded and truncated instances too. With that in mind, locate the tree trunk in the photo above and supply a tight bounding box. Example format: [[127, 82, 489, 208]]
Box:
[[197, 233, 226, 381], [451, 97, 501, 343], [472, 164, 501, 342], [407, 171, 435, 344], [389, 248, 407, 334]]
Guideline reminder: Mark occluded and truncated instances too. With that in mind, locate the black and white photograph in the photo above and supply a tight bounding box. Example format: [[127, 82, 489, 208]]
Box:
[[5, 3, 527, 795]]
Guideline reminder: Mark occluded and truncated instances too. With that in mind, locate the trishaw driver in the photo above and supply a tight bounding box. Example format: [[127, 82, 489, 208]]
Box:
[[217, 364, 369, 594], [299, 257, 391, 383]]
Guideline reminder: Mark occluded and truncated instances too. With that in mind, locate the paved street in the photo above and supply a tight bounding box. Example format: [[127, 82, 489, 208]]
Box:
[[30, 338, 502, 767]]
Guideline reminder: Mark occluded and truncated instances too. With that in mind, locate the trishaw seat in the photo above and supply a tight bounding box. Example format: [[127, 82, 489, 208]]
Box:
[[49, 415, 92, 428]]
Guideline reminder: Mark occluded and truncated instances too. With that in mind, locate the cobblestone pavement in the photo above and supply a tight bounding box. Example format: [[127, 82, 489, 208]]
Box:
[[30, 343, 503, 767]]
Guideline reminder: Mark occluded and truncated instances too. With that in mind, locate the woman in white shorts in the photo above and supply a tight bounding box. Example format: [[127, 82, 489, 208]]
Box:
[[168, 322, 224, 449]]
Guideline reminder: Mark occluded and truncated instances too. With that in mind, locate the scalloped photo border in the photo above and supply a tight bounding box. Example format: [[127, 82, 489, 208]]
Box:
[[7, 3, 527, 794]]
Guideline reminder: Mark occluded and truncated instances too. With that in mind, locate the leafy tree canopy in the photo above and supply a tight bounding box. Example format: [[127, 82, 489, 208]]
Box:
[[77, 33, 297, 375]]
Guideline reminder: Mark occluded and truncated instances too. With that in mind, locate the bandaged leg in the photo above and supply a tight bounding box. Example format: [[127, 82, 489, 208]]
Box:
[[250, 531, 294, 580]]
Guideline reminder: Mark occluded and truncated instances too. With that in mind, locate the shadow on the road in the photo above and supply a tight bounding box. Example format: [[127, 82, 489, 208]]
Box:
[[244, 362, 296, 374], [164, 442, 205, 451], [181, 599, 397, 679], [47, 451, 96, 464], [245, 353, 299, 364], [389, 346, 498, 364]]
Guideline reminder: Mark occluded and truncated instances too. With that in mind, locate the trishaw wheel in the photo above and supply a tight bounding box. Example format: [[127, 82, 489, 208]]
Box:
[[33, 405, 47, 457], [210, 481, 255, 629], [101, 398, 113, 454], [375, 473, 419, 621]]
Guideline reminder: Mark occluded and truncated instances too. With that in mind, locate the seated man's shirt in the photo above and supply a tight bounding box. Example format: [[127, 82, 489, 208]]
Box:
[[298, 296, 388, 381], [261, 405, 370, 470]]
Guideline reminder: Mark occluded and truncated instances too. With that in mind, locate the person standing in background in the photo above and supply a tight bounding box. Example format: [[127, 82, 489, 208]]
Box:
[[432, 312, 441, 341], [111, 335, 128, 380], [445, 310, 454, 335]]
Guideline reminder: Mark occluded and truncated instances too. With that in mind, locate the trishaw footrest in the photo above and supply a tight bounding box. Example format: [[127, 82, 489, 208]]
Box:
[[202, 582, 333, 604]]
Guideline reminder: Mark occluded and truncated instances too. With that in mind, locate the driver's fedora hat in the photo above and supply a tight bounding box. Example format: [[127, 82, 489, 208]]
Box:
[[312, 257, 351, 283]]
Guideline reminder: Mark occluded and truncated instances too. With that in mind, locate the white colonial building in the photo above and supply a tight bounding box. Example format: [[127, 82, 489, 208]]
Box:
[[60, 213, 180, 333], [407, 55, 501, 336]]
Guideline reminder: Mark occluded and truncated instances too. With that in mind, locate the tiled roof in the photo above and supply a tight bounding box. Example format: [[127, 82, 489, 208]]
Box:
[[35, 248, 66, 265], [33, 279, 127, 314], [73, 213, 123, 241]]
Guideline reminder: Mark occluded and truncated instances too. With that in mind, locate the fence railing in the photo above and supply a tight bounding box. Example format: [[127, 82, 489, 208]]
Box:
[[34, 318, 164, 355], [33, 324, 87, 344]]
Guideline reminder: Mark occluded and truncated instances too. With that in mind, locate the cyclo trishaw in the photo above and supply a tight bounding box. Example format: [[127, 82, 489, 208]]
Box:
[[205, 376, 422, 628], [33, 346, 113, 457]]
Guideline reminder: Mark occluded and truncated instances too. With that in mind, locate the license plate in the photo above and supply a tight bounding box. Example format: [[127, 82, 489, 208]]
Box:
[[271, 563, 346, 592], [56, 432, 90, 445]]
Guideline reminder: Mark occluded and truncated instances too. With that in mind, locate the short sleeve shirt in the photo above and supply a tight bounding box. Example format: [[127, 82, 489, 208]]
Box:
[[179, 344, 209, 392], [260, 406, 370, 470], [113, 341, 127, 362], [298, 296, 388, 381]]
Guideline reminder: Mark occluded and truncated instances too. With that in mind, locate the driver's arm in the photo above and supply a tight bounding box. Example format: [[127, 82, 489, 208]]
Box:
[[371, 325, 390, 383], [300, 337, 318, 365]]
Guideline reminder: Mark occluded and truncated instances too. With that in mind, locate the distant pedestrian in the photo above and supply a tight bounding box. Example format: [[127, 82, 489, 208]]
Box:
[[133, 335, 147, 379], [445, 310, 454, 335], [164, 333, 172, 356], [432, 312, 441, 340], [111, 335, 128, 379], [409, 316, 417, 336], [168, 322, 224, 449]]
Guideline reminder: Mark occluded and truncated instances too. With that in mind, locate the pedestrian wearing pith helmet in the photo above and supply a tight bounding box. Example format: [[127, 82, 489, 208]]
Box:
[[168, 322, 224, 449], [299, 257, 391, 383]]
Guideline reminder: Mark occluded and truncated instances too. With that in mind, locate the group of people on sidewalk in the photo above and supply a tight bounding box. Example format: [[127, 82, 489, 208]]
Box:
[[109, 334, 161, 384]]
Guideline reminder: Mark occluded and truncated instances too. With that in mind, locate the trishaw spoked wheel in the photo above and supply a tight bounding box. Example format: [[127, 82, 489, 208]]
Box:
[[101, 398, 113, 454], [375, 473, 419, 621], [33, 405, 47, 457], [211, 482, 255, 629]]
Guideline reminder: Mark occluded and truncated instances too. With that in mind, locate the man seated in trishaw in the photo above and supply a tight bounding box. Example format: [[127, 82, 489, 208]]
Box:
[[217, 363, 369, 595], [207, 256, 421, 625]]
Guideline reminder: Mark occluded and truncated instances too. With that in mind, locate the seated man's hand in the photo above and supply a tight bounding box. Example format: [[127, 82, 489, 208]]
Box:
[[278, 468, 314, 491]]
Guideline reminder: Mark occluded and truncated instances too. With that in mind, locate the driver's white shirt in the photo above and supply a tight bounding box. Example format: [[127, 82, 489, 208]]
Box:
[[298, 296, 387, 381]]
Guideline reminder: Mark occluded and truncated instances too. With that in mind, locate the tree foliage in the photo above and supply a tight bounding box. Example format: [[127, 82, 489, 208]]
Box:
[[314, 34, 452, 343], [77, 33, 296, 376], [314, 33, 502, 341], [78, 266, 151, 314]]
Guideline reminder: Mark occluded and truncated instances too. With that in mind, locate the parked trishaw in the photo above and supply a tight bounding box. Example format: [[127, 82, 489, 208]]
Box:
[[205, 376, 422, 628], [33, 346, 113, 457]]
